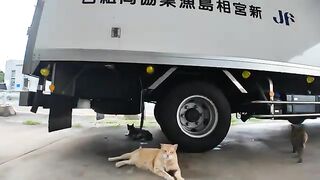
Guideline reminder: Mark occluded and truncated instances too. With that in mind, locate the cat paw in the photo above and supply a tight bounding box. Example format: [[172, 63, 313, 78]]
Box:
[[108, 157, 114, 161], [165, 177, 175, 180], [115, 163, 122, 168]]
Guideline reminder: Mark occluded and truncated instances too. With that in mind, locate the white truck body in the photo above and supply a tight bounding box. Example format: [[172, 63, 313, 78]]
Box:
[[30, 0, 320, 76]]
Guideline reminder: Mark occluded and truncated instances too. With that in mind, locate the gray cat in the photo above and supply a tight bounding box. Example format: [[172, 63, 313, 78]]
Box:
[[290, 124, 308, 163]]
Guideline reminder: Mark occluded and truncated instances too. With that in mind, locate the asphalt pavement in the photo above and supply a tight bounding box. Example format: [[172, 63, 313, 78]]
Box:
[[1, 117, 320, 180]]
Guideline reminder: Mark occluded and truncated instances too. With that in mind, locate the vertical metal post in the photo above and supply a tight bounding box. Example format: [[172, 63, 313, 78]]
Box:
[[268, 78, 275, 116], [139, 89, 145, 130], [51, 63, 56, 84], [31, 76, 45, 113], [139, 76, 147, 130], [31, 65, 50, 113]]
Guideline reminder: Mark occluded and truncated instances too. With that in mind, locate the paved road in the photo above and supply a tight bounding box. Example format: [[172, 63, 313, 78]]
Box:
[[0, 119, 320, 180]]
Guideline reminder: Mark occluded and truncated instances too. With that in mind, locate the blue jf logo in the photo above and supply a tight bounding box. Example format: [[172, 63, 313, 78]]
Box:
[[273, 10, 295, 26]]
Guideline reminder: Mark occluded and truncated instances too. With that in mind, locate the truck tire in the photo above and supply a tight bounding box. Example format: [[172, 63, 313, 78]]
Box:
[[154, 102, 163, 128], [157, 81, 231, 153], [288, 118, 305, 124]]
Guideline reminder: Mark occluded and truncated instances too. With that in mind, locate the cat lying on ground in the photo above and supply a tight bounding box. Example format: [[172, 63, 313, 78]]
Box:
[[108, 144, 184, 180], [126, 124, 153, 142], [290, 124, 308, 163]]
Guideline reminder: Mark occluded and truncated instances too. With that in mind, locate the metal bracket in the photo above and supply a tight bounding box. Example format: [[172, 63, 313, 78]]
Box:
[[31, 75, 46, 113], [222, 70, 248, 94], [251, 101, 320, 105], [252, 113, 320, 118], [148, 67, 177, 90]]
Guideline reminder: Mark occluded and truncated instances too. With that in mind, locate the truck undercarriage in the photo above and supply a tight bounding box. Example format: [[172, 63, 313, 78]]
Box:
[[20, 61, 320, 152]]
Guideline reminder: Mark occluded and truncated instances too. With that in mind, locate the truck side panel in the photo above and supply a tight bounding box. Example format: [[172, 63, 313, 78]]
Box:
[[30, 0, 320, 72]]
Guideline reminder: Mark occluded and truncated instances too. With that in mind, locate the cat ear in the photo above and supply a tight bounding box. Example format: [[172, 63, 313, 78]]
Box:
[[173, 144, 178, 150], [160, 144, 165, 148]]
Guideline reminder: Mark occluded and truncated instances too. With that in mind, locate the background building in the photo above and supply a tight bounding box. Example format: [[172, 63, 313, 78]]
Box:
[[4, 60, 38, 91]]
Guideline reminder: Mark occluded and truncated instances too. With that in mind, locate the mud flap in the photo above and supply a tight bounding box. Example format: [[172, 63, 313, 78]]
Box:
[[49, 94, 75, 132]]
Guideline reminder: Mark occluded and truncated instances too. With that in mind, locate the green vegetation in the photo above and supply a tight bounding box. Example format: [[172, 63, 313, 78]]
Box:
[[0, 71, 4, 83], [231, 116, 240, 126], [246, 118, 263, 123], [73, 123, 83, 128], [23, 120, 41, 125]]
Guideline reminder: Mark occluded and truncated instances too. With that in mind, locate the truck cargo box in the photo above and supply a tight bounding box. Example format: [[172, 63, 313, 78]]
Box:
[[24, 0, 320, 76]]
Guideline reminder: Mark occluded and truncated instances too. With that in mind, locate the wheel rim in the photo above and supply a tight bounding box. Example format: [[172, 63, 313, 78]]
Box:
[[176, 95, 218, 138]]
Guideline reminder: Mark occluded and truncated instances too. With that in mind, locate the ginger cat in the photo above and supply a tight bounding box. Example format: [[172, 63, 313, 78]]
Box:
[[108, 144, 184, 180]]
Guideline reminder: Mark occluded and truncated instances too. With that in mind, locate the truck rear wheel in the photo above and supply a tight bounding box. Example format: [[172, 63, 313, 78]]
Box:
[[156, 82, 231, 152]]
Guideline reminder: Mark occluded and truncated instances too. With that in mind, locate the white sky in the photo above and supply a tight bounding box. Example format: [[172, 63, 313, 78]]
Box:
[[0, 0, 37, 72]]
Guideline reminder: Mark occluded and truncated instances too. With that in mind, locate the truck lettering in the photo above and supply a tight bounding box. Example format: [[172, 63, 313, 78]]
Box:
[[82, 0, 300, 27], [233, 2, 246, 16], [141, 0, 157, 6], [120, 0, 136, 5], [199, 0, 213, 11], [216, 0, 231, 13], [273, 10, 295, 26], [180, 0, 196, 9], [100, 0, 116, 4], [160, 0, 176, 7], [82, 0, 96, 4], [249, 5, 262, 19]]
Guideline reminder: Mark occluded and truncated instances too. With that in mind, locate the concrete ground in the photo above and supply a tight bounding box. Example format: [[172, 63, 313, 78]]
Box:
[[1, 116, 320, 180]]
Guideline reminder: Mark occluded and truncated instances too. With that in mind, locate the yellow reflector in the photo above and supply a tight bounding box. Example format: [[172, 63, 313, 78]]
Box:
[[146, 66, 155, 74], [40, 68, 50, 77], [49, 84, 55, 92], [242, 70, 251, 79], [307, 76, 315, 84]]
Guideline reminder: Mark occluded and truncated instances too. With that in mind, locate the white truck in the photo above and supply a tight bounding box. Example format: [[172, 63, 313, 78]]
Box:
[[20, 0, 320, 152]]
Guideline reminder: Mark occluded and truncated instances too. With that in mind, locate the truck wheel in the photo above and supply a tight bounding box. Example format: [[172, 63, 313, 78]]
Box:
[[154, 102, 163, 128], [288, 118, 305, 124], [158, 81, 231, 153]]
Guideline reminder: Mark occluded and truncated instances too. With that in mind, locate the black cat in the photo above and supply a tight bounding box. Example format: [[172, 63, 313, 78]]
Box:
[[126, 124, 153, 142]]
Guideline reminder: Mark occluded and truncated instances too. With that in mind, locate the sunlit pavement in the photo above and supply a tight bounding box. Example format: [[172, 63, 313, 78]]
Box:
[[0, 118, 320, 180]]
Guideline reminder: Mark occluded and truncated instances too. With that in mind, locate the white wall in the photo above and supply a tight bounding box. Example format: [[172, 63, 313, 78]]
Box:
[[4, 60, 38, 91]]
